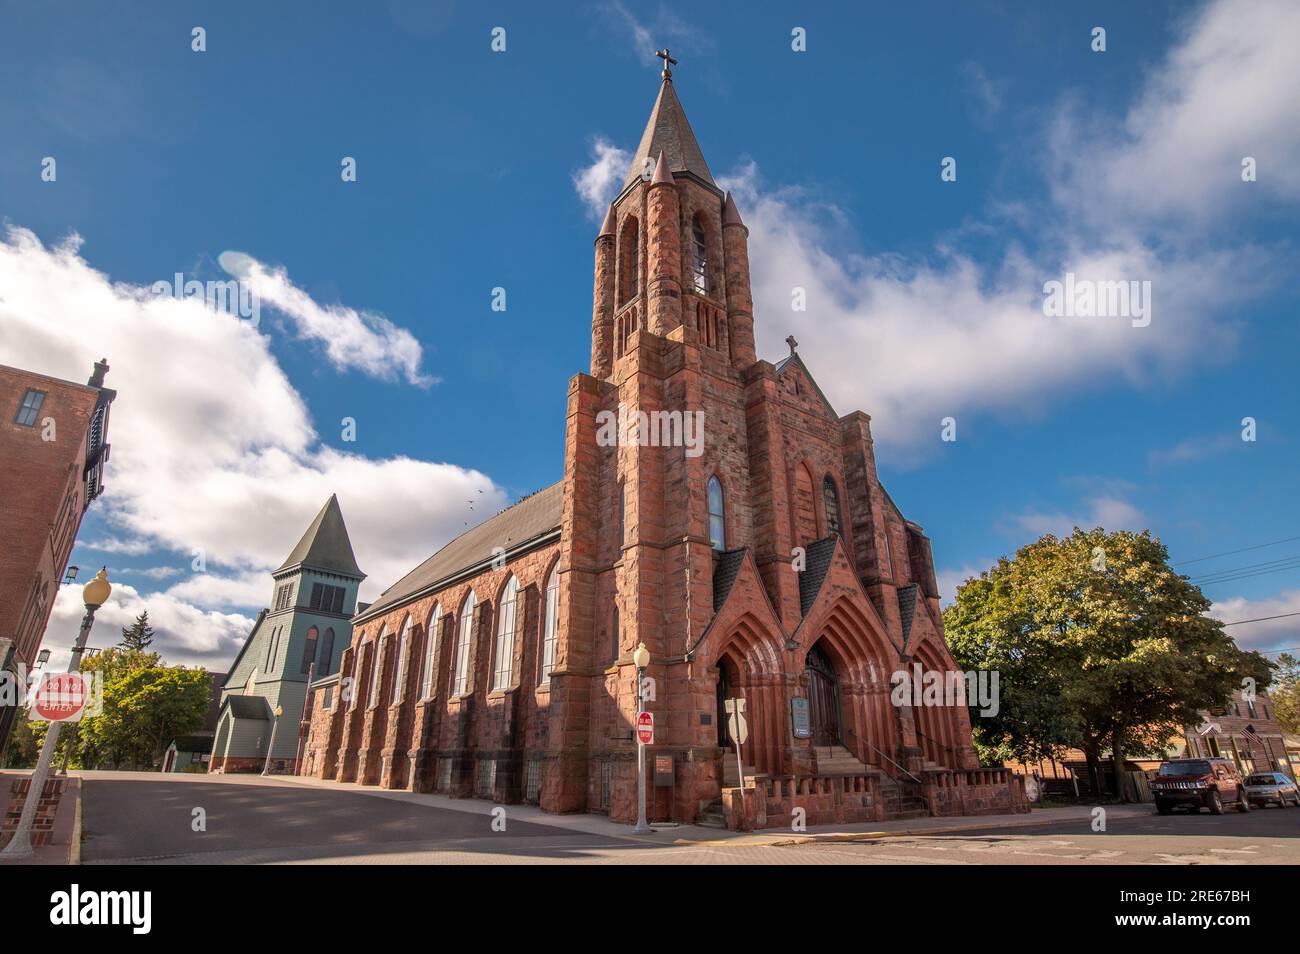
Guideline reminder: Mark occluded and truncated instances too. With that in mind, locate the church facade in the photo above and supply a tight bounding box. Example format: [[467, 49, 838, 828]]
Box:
[[302, 67, 1026, 827], [211, 495, 364, 774]]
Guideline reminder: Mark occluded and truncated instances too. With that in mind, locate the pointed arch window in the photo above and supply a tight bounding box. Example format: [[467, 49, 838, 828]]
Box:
[[421, 604, 442, 699], [707, 476, 726, 551], [318, 628, 335, 676], [617, 480, 626, 551], [540, 567, 559, 684], [823, 476, 843, 538], [691, 217, 709, 294], [392, 618, 412, 704], [492, 576, 519, 690], [300, 626, 319, 674], [620, 216, 639, 305], [367, 629, 386, 709], [452, 592, 477, 696]]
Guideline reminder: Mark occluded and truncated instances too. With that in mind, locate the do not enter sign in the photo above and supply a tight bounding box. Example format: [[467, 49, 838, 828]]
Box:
[[31, 673, 92, 722], [636, 711, 653, 745]]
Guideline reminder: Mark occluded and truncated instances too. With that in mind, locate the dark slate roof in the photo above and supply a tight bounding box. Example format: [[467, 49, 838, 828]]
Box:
[[275, 494, 364, 579], [799, 536, 839, 615], [897, 584, 919, 642], [170, 734, 214, 754], [358, 482, 564, 621], [226, 695, 270, 720], [624, 78, 716, 190], [712, 549, 747, 612]]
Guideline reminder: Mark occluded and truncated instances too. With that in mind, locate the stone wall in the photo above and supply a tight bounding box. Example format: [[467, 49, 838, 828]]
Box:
[[1, 772, 68, 848]]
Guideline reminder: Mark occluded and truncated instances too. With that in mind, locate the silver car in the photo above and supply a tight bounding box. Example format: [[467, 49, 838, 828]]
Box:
[[1243, 772, 1300, 808]]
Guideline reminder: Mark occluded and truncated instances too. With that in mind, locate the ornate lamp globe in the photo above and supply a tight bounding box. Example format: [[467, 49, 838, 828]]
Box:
[[633, 642, 651, 670], [82, 568, 112, 609]]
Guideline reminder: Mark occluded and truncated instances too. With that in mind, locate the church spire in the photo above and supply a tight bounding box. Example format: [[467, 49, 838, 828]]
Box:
[[623, 64, 715, 190], [275, 494, 365, 579]]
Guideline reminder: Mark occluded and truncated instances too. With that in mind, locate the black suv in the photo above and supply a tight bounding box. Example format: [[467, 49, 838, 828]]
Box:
[[1151, 757, 1251, 815]]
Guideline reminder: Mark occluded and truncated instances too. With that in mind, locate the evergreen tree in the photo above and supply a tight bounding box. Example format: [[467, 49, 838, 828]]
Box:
[[120, 610, 155, 651]]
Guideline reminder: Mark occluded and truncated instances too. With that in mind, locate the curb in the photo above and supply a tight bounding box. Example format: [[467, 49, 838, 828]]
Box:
[[671, 807, 1153, 848], [69, 779, 82, 866]]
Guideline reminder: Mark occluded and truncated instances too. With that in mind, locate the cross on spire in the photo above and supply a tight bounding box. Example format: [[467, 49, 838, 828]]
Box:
[[655, 48, 677, 79], [786, 334, 799, 354]]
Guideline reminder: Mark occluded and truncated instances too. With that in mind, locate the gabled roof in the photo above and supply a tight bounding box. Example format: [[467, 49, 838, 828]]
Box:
[[624, 78, 716, 190], [774, 352, 839, 420], [799, 536, 839, 615], [275, 494, 364, 579], [357, 482, 564, 623], [897, 584, 919, 642], [712, 549, 747, 612], [224, 695, 270, 720]]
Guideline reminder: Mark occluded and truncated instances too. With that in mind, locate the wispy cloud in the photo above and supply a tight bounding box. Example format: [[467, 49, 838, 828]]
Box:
[[572, 137, 632, 219], [1148, 433, 1239, 470], [1008, 496, 1147, 540], [219, 251, 434, 387]]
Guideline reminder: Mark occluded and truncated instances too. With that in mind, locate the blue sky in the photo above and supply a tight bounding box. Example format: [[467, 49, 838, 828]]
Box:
[[1, 0, 1297, 668]]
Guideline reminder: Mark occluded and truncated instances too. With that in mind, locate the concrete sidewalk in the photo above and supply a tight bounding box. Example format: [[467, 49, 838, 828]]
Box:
[[0, 774, 82, 865], [266, 771, 1152, 848]]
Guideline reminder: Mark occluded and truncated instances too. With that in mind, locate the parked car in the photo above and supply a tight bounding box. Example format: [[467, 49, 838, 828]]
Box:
[[1243, 772, 1300, 808], [1151, 758, 1250, 815]]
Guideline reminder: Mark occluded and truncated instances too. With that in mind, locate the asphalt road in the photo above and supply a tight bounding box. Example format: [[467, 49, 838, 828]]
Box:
[[78, 772, 1300, 865]]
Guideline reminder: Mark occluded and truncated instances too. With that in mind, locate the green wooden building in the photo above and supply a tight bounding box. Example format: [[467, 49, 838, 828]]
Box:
[[210, 495, 364, 773]]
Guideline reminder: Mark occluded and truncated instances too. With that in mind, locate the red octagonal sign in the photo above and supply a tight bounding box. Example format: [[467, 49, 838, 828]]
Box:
[[636, 711, 653, 745], [32, 673, 89, 722]]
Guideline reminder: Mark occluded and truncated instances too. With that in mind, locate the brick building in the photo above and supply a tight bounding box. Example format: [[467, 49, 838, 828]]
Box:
[[1180, 688, 1297, 781], [0, 360, 114, 759], [302, 68, 1023, 827]]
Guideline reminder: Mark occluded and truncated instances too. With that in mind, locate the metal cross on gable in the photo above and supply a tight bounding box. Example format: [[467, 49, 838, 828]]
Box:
[[655, 48, 677, 78]]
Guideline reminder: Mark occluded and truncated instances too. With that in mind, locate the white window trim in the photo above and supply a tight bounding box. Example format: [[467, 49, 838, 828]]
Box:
[[367, 631, 386, 709], [452, 594, 476, 697], [492, 578, 518, 691], [421, 605, 442, 700], [392, 620, 411, 705], [540, 569, 559, 685]]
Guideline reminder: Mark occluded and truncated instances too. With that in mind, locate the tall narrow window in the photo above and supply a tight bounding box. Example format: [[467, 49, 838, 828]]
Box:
[[823, 476, 843, 538], [617, 481, 626, 551], [421, 604, 441, 699], [14, 389, 45, 427], [392, 618, 412, 703], [540, 567, 559, 684], [368, 630, 385, 709], [882, 529, 894, 577], [620, 217, 639, 304], [691, 217, 708, 294], [707, 476, 726, 551], [452, 592, 477, 696], [611, 606, 620, 662], [318, 628, 335, 676], [350, 643, 364, 709], [492, 576, 519, 690], [300, 625, 319, 674], [265, 627, 279, 669]]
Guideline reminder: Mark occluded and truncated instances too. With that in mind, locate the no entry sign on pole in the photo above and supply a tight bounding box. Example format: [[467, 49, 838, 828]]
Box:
[[30, 673, 95, 722], [636, 711, 654, 745]]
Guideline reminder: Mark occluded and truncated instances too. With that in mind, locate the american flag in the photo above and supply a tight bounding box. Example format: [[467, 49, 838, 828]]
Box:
[[1243, 724, 1266, 750]]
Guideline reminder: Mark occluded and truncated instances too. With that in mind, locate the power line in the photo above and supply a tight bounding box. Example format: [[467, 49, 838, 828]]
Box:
[[1190, 552, 1300, 582], [1220, 611, 1300, 627], [1175, 534, 1300, 567]]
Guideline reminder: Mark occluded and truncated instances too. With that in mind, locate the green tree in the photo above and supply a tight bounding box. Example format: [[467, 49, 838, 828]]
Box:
[[945, 528, 1271, 800], [1, 714, 40, 768], [1272, 653, 1300, 735], [119, 610, 155, 651], [68, 651, 211, 770]]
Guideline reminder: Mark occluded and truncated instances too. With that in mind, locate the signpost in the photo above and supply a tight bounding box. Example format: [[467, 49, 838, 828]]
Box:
[[636, 711, 654, 744], [724, 697, 749, 826]]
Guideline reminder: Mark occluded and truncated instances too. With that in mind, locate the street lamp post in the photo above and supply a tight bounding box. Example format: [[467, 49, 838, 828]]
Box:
[[632, 641, 652, 834], [1, 568, 111, 859], [262, 705, 285, 776]]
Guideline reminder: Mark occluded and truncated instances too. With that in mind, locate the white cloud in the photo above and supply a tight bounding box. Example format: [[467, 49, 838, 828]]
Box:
[[572, 137, 632, 220], [218, 250, 434, 387], [1147, 433, 1238, 470], [1009, 496, 1146, 540], [0, 227, 509, 668], [1208, 589, 1300, 653], [1050, 0, 1300, 227], [42, 580, 252, 672]]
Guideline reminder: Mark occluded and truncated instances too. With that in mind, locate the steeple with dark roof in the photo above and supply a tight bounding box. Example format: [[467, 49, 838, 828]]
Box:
[[623, 74, 716, 190], [275, 494, 365, 579]]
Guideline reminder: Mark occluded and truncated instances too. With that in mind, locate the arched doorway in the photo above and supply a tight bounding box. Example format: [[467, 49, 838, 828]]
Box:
[[805, 644, 842, 746], [715, 658, 739, 748]]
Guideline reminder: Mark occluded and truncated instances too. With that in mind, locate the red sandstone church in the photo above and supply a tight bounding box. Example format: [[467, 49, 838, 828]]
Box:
[[301, 62, 1025, 828]]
